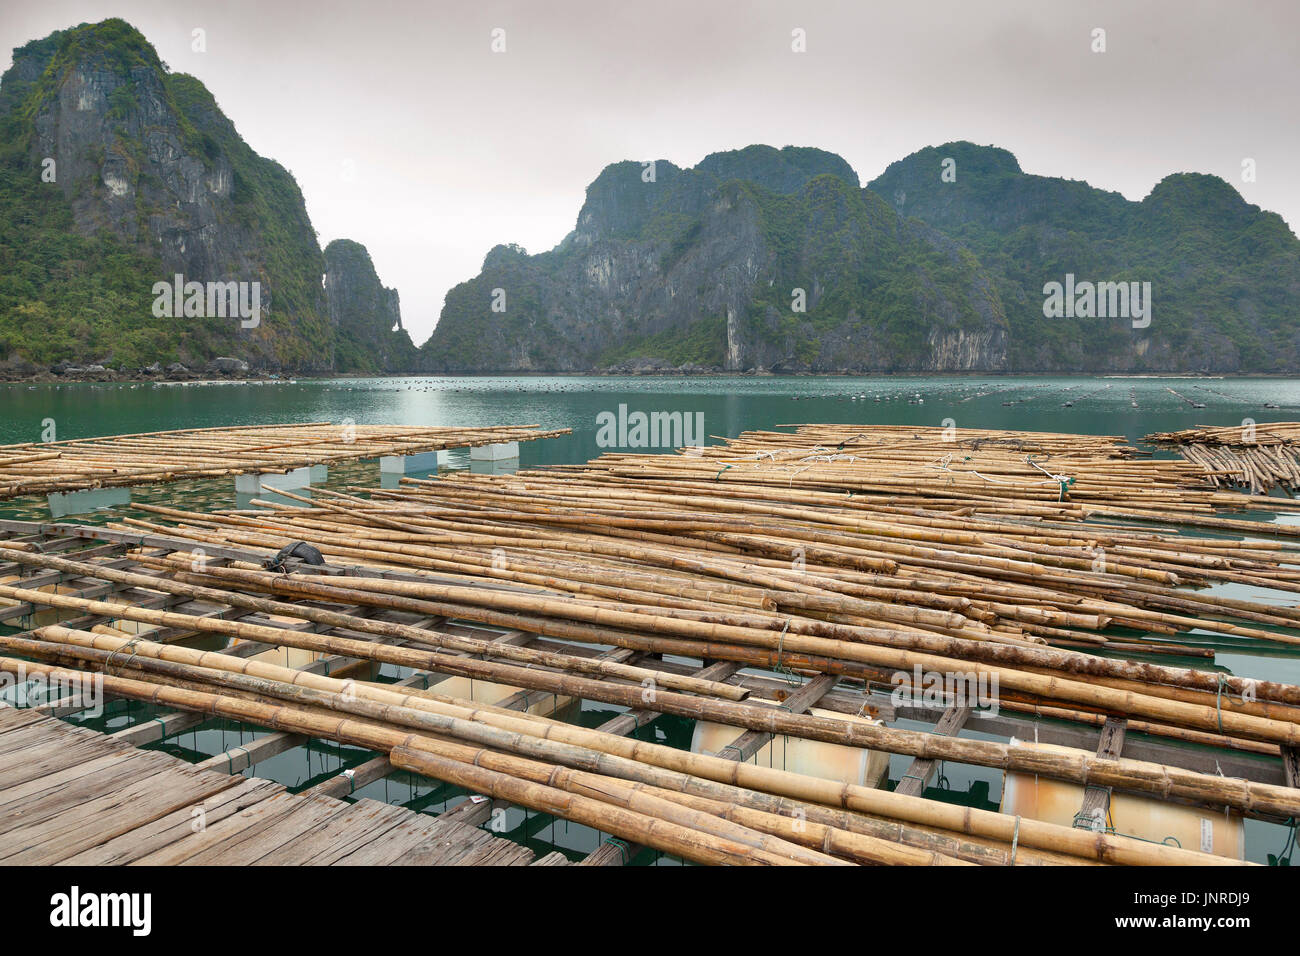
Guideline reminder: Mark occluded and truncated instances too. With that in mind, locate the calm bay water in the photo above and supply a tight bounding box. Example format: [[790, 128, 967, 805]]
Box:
[[2, 374, 1298, 863], [5, 373, 1300, 454]]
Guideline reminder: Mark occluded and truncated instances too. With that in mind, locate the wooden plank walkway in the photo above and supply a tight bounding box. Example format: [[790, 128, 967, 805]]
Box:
[[0, 707, 541, 865]]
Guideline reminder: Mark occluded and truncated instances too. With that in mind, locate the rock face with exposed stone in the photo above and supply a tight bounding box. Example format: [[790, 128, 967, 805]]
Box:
[[324, 240, 417, 372], [0, 18, 411, 372], [422, 141, 1300, 373], [420, 145, 1009, 373]]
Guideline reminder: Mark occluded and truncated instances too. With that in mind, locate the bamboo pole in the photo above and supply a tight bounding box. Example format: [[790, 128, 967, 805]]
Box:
[[0, 644, 1244, 866], [12, 626, 1295, 825]]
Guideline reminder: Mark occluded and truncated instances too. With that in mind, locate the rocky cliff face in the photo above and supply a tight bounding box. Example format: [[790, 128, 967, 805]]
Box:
[[869, 142, 1300, 372], [0, 19, 407, 372], [34, 48, 238, 280], [324, 239, 416, 371], [422, 146, 1009, 372], [6, 21, 1297, 375], [425, 141, 1300, 374]]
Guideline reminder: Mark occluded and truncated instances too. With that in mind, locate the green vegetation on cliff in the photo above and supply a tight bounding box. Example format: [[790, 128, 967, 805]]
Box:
[[869, 142, 1300, 371], [0, 19, 405, 372], [422, 149, 1007, 373], [0, 23, 165, 365], [4, 21, 1297, 375], [324, 239, 417, 372], [426, 140, 1298, 373]]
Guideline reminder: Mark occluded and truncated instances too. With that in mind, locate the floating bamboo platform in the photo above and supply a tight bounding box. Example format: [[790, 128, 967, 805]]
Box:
[[1146, 422, 1300, 495], [0, 443, 1296, 863], [594, 422, 1277, 514], [0, 706, 545, 865], [0, 422, 569, 500], [0, 422, 1298, 865]]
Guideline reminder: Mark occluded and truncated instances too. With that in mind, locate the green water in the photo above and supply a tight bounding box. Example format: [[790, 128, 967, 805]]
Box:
[[5, 374, 1300, 456], [3, 374, 1298, 864]]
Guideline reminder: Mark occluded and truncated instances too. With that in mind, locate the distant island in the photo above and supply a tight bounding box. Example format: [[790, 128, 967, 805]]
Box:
[[2, 19, 1298, 378]]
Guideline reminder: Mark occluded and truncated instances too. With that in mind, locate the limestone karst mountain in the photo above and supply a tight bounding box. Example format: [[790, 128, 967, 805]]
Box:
[[0, 19, 406, 372], [3, 20, 1297, 375]]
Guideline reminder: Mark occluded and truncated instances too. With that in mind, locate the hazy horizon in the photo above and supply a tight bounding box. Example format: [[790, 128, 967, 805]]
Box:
[[3, 0, 1297, 345]]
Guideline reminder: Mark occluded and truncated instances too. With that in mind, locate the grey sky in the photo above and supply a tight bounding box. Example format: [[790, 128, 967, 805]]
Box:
[[3, 0, 1297, 344]]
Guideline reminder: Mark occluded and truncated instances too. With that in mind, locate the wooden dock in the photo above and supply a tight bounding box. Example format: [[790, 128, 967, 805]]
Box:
[[0, 706, 545, 865]]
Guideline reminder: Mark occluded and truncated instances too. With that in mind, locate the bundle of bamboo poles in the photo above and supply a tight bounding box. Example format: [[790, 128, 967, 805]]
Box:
[[1147, 423, 1300, 446], [1146, 422, 1300, 495], [729, 424, 1140, 457], [0, 421, 569, 499], [572, 423, 1300, 531], [107, 465, 1300, 654], [570, 424, 1299, 521]]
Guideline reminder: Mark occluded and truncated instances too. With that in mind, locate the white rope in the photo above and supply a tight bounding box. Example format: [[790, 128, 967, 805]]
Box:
[[1026, 456, 1072, 483], [760, 450, 1075, 492], [968, 470, 1063, 486], [787, 465, 816, 485], [795, 453, 867, 464]]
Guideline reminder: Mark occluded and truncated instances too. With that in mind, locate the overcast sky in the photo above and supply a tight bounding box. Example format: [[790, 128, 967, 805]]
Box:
[[3, 1, 1297, 344]]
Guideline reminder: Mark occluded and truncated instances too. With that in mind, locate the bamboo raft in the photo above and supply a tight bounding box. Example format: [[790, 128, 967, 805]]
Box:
[[574, 423, 1300, 535], [1, 423, 1299, 865], [1146, 422, 1300, 495], [0, 422, 570, 500], [597, 422, 1277, 514], [0, 707, 547, 865], [1, 412, 1298, 864]]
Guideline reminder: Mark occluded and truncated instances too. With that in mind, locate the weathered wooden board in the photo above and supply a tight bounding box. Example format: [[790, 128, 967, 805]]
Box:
[[0, 710, 536, 866], [59, 778, 285, 865]]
